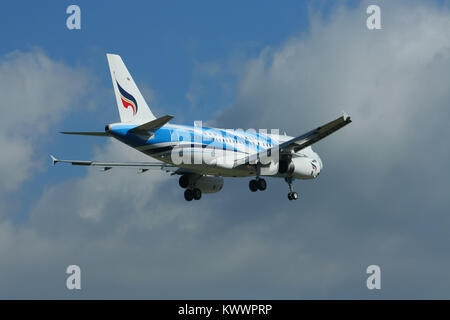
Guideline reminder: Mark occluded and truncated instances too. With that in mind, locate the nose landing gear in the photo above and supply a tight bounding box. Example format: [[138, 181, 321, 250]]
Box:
[[285, 177, 299, 201], [288, 191, 298, 200]]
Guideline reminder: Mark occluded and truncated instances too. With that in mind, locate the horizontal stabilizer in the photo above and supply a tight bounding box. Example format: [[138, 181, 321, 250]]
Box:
[[60, 132, 111, 136], [130, 115, 173, 133], [49, 154, 177, 172]]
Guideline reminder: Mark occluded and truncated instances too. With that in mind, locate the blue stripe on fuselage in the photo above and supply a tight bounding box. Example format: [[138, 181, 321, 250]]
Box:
[[108, 123, 274, 153]]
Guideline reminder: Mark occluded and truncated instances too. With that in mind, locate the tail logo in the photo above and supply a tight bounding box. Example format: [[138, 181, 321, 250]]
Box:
[[116, 81, 138, 116]]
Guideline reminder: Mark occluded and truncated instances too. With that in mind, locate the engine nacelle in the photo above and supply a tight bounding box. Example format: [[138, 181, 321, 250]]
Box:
[[278, 159, 295, 175], [278, 157, 320, 179], [194, 176, 224, 193]]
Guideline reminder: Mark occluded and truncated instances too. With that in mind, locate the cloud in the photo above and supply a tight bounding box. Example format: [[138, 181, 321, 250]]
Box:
[[214, 0, 450, 196], [0, 49, 90, 192], [2, 1, 450, 299]]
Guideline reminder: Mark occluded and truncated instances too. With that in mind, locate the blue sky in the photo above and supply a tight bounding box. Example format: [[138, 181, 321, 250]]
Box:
[[2, 0, 450, 299], [1, 0, 364, 120], [2, 0, 312, 115]]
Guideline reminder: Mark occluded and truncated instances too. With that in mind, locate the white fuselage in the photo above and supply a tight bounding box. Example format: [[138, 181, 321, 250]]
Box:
[[107, 123, 323, 179]]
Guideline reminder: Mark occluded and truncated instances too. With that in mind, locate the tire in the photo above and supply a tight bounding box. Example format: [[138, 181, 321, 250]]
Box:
[[179, 175, 189, 188], [258, 179, 267, 191], [193, 188, 202, 200], [184, 189, 194, 201], [249, 180, 259, 192], [291, 192, 298, 200], [288, 192, 293, 200]]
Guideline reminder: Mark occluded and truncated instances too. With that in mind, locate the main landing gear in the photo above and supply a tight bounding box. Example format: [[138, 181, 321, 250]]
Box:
[[249, 162, 267, 192], [180, 175, 202, 201], [285, 177, 299, 201], [184, 188, 202, 201], [249, 178, 267, 192]]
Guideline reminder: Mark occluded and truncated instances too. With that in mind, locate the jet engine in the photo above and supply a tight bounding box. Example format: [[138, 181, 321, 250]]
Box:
[[278, 157, 320, 179], [194, 176, 224, 193], [179, 175, 224, 193], [278, 158, 295, 175]]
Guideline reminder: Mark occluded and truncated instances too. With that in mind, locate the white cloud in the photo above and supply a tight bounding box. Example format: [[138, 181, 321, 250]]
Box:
[[217, 2, 450, 133], [0, 49, 90, 191], [214, 0, 450, 194]]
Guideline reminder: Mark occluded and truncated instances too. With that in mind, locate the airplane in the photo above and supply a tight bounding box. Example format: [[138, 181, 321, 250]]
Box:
[[51, 54, 351, 201]]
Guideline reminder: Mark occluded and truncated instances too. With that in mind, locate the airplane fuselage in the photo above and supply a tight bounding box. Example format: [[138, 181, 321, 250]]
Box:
[[106, 122, 323, 179]]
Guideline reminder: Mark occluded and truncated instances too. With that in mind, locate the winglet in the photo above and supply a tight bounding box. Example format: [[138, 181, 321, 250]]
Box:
[[342, 111, 351, 122], [50, 154, 58, 166]]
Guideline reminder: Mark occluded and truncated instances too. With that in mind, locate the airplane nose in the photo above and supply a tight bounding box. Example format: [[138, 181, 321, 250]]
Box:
[[314, 163, 320, 177], [317, 156, 323, 172], [313, 156, 323, 177], [311, 161, 320, 177]]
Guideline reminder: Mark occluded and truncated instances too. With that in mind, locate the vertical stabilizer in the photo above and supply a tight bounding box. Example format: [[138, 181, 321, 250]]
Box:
[[106, 53, 156, 123]]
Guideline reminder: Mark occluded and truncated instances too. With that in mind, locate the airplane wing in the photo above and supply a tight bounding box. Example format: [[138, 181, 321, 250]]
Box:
[[277, 112, 352, 153], [50, 155, 180, 173], [234, 113, 352, 166], [60, 132, 111, 136]]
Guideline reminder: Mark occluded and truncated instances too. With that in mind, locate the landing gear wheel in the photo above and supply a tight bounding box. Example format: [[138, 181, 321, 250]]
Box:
[[184, 189, 194, 201], [258, 178, 267, 191], [288, 192, 298, 200], [193, 188, 202, 200], [249, 179, 259, 192], [285, 177, 298, 200], [179, 175, 189, 188]]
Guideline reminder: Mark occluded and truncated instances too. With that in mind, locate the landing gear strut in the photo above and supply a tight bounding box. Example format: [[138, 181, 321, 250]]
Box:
[[249, 178, 267, 192], [249, 162, 267, 192], [285, 177, 298, 200]]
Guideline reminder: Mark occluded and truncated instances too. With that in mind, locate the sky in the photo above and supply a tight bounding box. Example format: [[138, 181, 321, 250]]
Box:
[[0, 0, 450, 299]]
